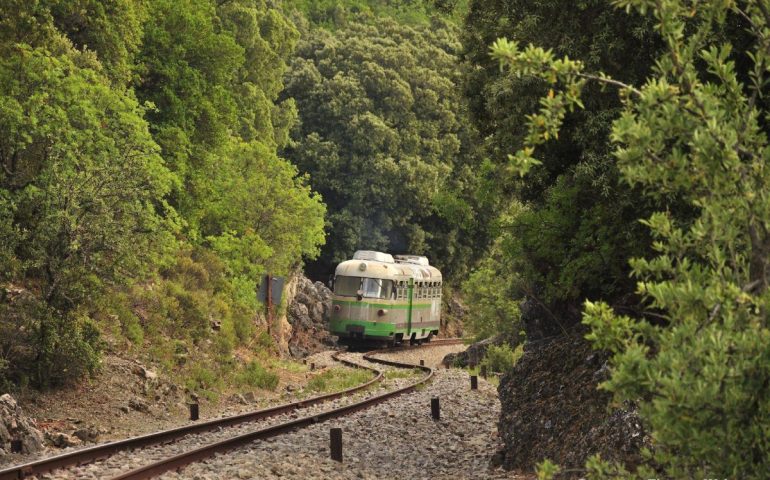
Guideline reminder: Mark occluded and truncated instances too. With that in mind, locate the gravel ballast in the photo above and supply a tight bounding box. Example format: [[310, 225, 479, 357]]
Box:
[[158, 348, 521, 479], [17, 344, 523, 479]]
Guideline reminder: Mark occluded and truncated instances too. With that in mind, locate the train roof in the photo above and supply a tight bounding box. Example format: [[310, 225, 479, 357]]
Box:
[[335, 250, 442, 282]]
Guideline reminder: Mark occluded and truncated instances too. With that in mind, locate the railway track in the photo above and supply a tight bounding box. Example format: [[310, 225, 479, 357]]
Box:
[[0, 338, 464, 480]]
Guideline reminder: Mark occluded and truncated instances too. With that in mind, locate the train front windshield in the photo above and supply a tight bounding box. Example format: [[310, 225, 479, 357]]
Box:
[[334, 276, 393, 299], [334, 276, 361, 296]]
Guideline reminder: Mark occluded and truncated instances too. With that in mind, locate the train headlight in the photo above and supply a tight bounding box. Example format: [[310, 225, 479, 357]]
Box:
[[377, 309, 388, 316], [334, 305, 341, 312]]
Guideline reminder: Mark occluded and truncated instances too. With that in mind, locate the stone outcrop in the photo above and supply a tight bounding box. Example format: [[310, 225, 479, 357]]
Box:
[[0, 393, 45, 455], [496, 328, 649, 472], [283, 274, 336, 358], [441, 335, 503, 367]]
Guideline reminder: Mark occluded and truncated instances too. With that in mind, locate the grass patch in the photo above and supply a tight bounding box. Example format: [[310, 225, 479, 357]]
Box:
[[271, 358, 308, 374], [306, 367, 373, 394], [384, 368, 422, 380], [236, 360, 279, 391], [184, 363, 223, 402]]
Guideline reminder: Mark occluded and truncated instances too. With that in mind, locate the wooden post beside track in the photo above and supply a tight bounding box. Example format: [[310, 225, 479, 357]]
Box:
[[470, 375, 478, 390], [189, 403, 199, 421], [330, 428, 343, 462], [266, 274, 272, 336], [431, 397, 440, 420]]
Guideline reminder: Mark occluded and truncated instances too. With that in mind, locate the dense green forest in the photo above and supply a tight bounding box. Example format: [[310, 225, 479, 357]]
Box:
[[2, 0, 770, 477], [0, 0, 481, 392]]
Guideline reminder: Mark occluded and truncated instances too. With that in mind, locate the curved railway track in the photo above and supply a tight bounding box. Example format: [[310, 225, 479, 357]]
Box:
[[0, 338, 464, 480]]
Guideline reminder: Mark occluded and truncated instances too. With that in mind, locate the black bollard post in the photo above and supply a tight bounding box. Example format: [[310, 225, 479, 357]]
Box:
[[10, 439, 22, 454], [420, 359, 425, 366], [189, 403, 199, 421], [470, 375, 478, 390], [330, 428, 343, 462], [480, 365, 487, 379], [431, 397, 440, 420]]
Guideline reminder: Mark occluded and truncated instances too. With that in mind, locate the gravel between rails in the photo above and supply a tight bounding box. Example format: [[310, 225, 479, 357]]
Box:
[[156, 345, 523, 480], [30, 357, 415, 480]]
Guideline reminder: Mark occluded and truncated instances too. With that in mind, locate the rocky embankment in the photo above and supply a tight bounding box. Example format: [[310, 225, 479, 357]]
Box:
[[284, 275, 336, 358], [0, 394, 45, 455], [497, 329, 649, 472]]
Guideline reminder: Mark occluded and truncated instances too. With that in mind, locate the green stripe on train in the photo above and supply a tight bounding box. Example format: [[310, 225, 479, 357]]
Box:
[[332, 299, 433, 309], [329, 319, 436, 335]]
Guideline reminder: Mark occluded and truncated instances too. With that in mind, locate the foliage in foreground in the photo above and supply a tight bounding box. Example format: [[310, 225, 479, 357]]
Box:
[[493, 0, 770, 477], [461, 0, 661, 334]]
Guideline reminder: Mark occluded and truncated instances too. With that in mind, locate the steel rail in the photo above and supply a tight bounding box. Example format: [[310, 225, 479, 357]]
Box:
[[110, 342, 457, 480], [0, 352, 384, 480], [0, 338, 463, 480]]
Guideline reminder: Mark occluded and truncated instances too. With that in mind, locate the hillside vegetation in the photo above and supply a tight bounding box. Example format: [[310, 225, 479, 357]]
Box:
[[0, 0, 325, 391]]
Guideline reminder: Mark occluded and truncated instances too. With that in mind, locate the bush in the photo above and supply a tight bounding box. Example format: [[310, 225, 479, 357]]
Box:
[[236, 360, 279, 391], [185, 363, 223, 401], [481, 344, 523, 374]]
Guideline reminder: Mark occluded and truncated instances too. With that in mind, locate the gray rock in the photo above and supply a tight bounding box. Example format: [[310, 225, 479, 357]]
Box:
[[46, 432, 80, 448], [288, 344, 308, 359], [441, 335, 504, 368], [0, 393, 45, 454], [73, 427, 100, 443], [128, 398, 149, 413]]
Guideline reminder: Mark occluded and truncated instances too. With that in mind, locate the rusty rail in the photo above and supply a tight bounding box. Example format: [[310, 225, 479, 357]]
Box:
[[111, 341, 464, 479], [0, 338, 463, 480]]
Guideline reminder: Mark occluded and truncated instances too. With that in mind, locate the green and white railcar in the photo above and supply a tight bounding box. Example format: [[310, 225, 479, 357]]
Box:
[[329, 250, 442, 345]]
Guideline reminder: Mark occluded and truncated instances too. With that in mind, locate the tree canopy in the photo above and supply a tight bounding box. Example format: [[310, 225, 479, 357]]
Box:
[[284, 15, 491, 279]]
